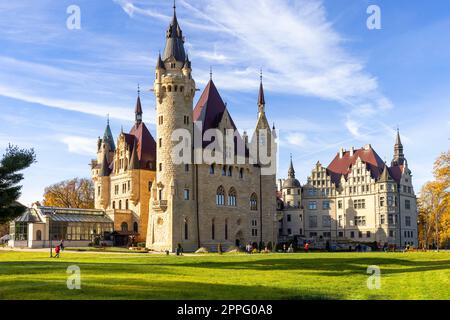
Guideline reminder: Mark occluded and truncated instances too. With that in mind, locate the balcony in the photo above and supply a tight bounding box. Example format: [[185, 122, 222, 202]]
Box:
[[152, 200, 168, 212]]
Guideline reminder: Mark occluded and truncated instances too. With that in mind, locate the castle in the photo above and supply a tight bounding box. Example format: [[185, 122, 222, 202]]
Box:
[[277, 131, 418, 249], [91, 4, 277, 252]]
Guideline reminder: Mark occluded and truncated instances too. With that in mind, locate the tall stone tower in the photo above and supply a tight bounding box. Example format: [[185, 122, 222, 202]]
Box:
[[148, 3, 197, 251], [92, 119, 115, 210], [252, 73, 277, 245]]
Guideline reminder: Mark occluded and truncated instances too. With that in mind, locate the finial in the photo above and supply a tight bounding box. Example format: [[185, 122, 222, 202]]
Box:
[[210, 66, 213, 80], [121, 125, 123, 134], [107, 114, 110, 125], [137, 83, 140, 97], [260, 68, 263, 83], [173, 0, 176, 12]]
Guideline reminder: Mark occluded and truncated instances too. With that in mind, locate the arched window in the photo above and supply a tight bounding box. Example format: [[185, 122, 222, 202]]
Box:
[[210, 164, 215, 175], [184, 218, 188, 240], [228, 166, 232, 177], [162, 86, 166, 93], [250, 193, 258, 211], [211, 219, 215, 240], [216, 186, 225, 206], [121, 222, 128, 232], [174, 85, 178, 92], [225, 219, 228, 240], [112, 201, 115, 209], [125, 199, 129, 210], [239, 168, 244, 179], [133, 222, 138, 233], [36, 230, 42, 241], [119, 200, 122, 210], [168, 85, 172, 92], [180, 86, 184, 92], [228, 188, 237, 206], [222, 166, 227, 176]]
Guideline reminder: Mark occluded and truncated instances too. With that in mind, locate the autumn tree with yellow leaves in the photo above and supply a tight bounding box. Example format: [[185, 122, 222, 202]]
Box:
[[418, 151, 450, 249], [43, 178, 94, 209]]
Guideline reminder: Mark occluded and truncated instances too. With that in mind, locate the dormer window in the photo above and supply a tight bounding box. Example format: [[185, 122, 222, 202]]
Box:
[[171, 63, 176, 68]]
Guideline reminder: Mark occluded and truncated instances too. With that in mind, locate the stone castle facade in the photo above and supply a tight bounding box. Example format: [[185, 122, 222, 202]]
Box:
[[278, 133, 418, 249], [92, 5, 277, 251]]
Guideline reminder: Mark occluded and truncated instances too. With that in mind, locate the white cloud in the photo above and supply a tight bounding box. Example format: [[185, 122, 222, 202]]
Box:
[[115, 0, 393, 138], [61, 136, 97, 156]]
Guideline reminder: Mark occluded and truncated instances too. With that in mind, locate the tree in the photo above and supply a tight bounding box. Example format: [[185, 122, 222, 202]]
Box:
[[0, 145, 36, 223], [43, 178, 94, 209], [418, 151, 450, 249]]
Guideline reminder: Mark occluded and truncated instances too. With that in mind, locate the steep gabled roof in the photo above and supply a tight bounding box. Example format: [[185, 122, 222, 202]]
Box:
[[194, 80, 237, 132], [129, 122, 157, 170], [327, 147, 385, 186]]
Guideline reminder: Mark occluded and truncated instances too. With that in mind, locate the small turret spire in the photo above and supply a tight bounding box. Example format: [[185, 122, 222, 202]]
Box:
[[288, 154, 295, 178], [210, 66, 213, 81], [258, 70, 265, 113], [135, 86, 143, 125], [392, 127, 405, 166]]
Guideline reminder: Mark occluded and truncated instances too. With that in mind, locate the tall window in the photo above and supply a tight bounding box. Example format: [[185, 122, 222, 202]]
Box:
[[225, 219, 228, 240], [228, 166, 233, 177], [222, 166, 227, 176], [228, 188, 237, 206], [119, 200, 122, 210], [309, 216, 318, 228], [121, 222, 128, 232], [133, 222, 138, 233], [216, 186, 225, 206], [210, 164, 215, 175], [239, 168, 244, 179], [184, 218, 188, 240], [125, 199, 129, 210], [322, 215, 331, 227], [211, 219, 215, 240], [405, 199, 411, 210], [184, 189, 190, 200], [308, 201, 317, 210], [112, 201, 115, 209], [250, 193, 258, 211]]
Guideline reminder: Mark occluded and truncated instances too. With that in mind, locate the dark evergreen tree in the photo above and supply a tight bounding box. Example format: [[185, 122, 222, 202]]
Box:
[[0, 145, 36, 223]]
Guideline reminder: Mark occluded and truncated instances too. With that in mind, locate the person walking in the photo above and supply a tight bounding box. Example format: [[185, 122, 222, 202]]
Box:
[[59, 239, 65, 251], [54, 245, 61, 258]]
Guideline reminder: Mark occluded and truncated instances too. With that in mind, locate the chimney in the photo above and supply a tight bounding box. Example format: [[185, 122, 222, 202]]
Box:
[[339, 148, 345, 159], [364, 144, 371, 150], [350, 147, 354, 157]]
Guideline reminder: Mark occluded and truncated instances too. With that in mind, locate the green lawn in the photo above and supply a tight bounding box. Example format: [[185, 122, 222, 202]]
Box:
[[0, 251, 449, 300]]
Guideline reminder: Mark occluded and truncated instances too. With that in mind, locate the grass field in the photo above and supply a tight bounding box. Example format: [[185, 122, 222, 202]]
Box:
[[0, 250, 449, 300]]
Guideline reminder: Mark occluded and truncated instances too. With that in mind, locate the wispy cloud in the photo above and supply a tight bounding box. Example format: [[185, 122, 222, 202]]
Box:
[[115, 0, 393, 139], [61, 136, 97, 156]]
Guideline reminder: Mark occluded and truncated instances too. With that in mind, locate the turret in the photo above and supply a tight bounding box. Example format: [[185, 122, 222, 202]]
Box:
[[392, 128, 406, 166]]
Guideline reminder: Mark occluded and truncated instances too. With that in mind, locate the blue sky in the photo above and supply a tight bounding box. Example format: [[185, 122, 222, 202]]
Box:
[[0, 0, 449, 205]]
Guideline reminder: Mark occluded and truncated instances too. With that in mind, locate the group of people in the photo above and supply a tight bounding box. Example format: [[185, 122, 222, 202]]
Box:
[[282, 242, 310, 253], [53, 240, 64, 258]]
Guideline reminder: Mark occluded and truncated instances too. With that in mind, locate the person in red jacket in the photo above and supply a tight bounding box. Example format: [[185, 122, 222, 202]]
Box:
[[304, 242, 310, 253], [54, 245, 61, 258]]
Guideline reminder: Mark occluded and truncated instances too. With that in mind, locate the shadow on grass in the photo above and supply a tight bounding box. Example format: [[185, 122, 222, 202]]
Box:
[[0, 277, 337, 300]]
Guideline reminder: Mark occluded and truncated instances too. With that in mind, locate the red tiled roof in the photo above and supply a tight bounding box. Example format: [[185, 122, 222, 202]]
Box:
[[194, 80, 244, 150], [193, 80, 238, 134], [327, 147, 385, 186], [129, 122, 156, 171]]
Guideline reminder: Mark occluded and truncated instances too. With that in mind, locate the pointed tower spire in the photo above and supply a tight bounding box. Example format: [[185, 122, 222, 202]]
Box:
[[258, 69, 266, 114], [103, 117, 115, 151], [135, 85, 143, 125], [99, 152, 110, 177], [392, 127, 405, 166], [288, 154, 295, 178], [162, 0, 186, 63], [157, 51, 166, 69]]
